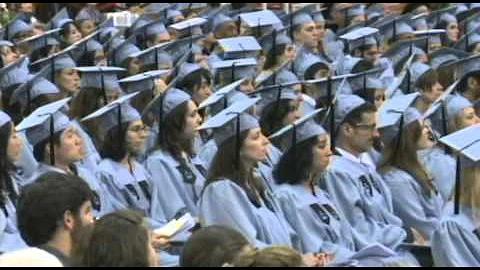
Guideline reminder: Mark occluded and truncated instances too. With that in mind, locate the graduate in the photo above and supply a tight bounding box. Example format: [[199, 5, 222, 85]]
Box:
[[0, 111, 28, 253], [143, 87, 205, 222], [197, 97, 297, 248], [0, 40, 21, 68], [431, 124, 480, 266], [378, 104, 444, 241], [15, 98, 110, 216], [320, 94, 423, 250], [175, 62, 213, 106]]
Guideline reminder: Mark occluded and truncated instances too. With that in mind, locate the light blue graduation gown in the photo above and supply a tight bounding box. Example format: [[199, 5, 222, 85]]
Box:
[[14, 133, 38, 186], [431, 214, 480, 266], [145, 150, 206, 222], [275, 183, 357, 260], [382, 168, 444, 240], [198, 179, 296, 248], [0, 174, 27, 253], [418, 147, 456, 202], [97, 159, 156, 224], [197, 139, 216, 172], [320, 154, 408, 250], [71, 120, 101, 173]]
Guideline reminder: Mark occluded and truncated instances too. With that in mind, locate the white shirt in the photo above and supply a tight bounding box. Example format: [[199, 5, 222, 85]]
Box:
[[336, 147, 376, 172]]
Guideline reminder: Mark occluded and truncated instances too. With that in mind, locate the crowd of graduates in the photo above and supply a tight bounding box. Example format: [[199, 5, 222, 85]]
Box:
[[0, 2, 478, 267]]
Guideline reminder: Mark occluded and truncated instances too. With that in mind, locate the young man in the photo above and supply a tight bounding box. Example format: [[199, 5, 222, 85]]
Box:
[[16, 171, 96, 266]]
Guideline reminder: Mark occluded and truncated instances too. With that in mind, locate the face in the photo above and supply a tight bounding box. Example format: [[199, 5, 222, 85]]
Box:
[[147, 33, 171, 47], [283, 43, 297, 62], [56, 68, 81, 96], [374, 89, 386, 109], [55, 126, 85, 164], [346, 112, 379, 153], [416, 120, 435, 150], [183, 100, 202, 140], [311, 134, 333, 174], [78, 19, 96, 36], [128, 57, 142, 76], [315, 22, 326, 42], [192, 77, 212, 105], [126, 120, 150, 156], [64, 24, 83, 45], [296, 22, 318, 49], [240, 127, 270, 163], [422, 81, 444, 104], [94, 50, 107, 66], [446, 22, 459, 42], [69, 201, 95, 247], [0, 45, 19, 65], [457, 107, 480, 130], [19, 3, 34, 13], [7, 123, 23, 164], [239, 79, 255, 94], [282, 99, 302, 126], [314, 68, 330, 79], [360, 45, 380, 64]]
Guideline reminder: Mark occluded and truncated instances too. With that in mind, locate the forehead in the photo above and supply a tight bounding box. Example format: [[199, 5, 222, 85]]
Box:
[[360, 111, 376, 123]]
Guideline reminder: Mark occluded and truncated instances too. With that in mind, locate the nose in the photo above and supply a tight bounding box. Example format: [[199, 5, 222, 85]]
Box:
[[262, 134, 270, 146]]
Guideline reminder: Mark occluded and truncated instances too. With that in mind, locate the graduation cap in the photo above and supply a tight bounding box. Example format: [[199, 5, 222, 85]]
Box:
[[75, 66, 126, 104], [143, 3, 172, 16], [410, 12, 429, 31], [456, 4, 480, 23], [162, 34, 206, 64], [371, 14, 414, 44], [347, 67, 386, 94], [169, 17, 207, 39], [198, 97, 260, 167], [199, 78, 249, 117], [0, 111, 11, 128], [101, 27, 125, 52], [312, 8, 327, 24], [333, 94, 365, 137], [429, 47, 470, 69], [48, 7, 73, 30], [339, 27, 379, 55], [293, 52, 330, 80], [269, 108, 326, 153], [254, 59, 291, 87], [413, 29, 446, 53], [258, 26, 292, 54], [129, 41, 173, 70], [175, 62, 211, 88], [0, 55, 30, 92], [75, 5, 105, 24], [5, 15, 33, 42], [16, 98, 71, 165], [458, 10, 480, 36], [216, 36, 261, 60], [208, 13, 235, 35], [279, 3, 316, 27], [14, 28, 61, 54], [382, 37, 429, 74], [165, 9, 185, 25], [386, 54, 416, 98], [81, 91, 141, 140], [118, 69, 170, 94], [109, 35, 141, 66], [175, 3, 209, 13], [239, 9, 282, 37], [29, 47, 77, 82], [9, 64, 60, 113], [250, 78, 301, 114], [212, 57, 258, 86], [426, 5, 457, 28], [451, 54, 480, 82], [366, 3, 384, 23], [335, 56, 371, 75], [439, 124, 480, 214], [98, 18, 120, 44], [408, 61, 432, 90]]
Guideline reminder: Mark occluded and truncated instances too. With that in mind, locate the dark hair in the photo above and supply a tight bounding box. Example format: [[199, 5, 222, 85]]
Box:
[[263, 43, 287, 70], [0, 122, 17, 206], [76, 50, 97, 66], [354, 88, 377, 105], [130, 88, 155, 114], [304, 62, 329, 80], [415, 69, 439, 91], [343, 102, 377, 126], [457, 71, 480, 94], [351, 59, 375, 73], [176, 70, 211, 99], [17, 171, 95, 246], [157, 101, 194, 160], [402, 3, 430, 14], [79, 210, 152, 267], [26, 93, 62, 117], [60, 22, 77, 48], [100, 124, 128, 162], [180, 225, 249, 267], [273, 136, 318, 185], [205, 129, 266, 208], [2, 84, 23, 125], [30, 45, 56, 63], [232, 246, 304, 267], [70, 88, 105, 119], [33, 131, 62, 163], [259, 99, 295, 137]]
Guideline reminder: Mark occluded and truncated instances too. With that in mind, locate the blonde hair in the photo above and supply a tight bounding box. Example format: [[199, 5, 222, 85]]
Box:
[[459, 162, 480, 224], [232, 246, 305, 267]]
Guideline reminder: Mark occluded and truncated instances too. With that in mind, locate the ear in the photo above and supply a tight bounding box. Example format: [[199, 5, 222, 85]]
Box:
[[342, 123, 354, 137], [63, 210, 75, 231]]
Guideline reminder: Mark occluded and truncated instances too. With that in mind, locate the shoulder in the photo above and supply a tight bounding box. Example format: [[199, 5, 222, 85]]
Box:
[[203, 179, 247, 199], [381, 168, 415, 183], [146, 150, 178, 165]]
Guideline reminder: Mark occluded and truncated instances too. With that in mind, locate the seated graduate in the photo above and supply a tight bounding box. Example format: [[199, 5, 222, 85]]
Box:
[[0, 111, 28, 252], [197, 98, 297, 249], [75, 210, 158, 267], [81, 93, 153, 219], [16, 98, 109, 216], [16, 171, 96, 266], [144, 87, 206, 222], [378, 105, 444, 242], [320, 94, 423, 250], [431, 125, 480, 266], [48, 8, 83, 49]]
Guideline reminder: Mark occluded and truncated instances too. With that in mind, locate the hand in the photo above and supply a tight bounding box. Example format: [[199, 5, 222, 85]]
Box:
[[302, 252, 334, 267], [411, 228, 428, 246], [151, 233, 172, 251], [154, 79, 168, 96]]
